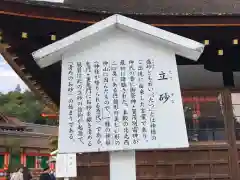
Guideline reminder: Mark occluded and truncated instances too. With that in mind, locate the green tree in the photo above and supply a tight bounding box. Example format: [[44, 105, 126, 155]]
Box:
[[0, 92, 10, 104], [0, 90, 55, 125]]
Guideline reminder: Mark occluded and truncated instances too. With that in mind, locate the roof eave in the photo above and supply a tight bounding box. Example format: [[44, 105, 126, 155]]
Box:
[[32, 14, 204, 68]]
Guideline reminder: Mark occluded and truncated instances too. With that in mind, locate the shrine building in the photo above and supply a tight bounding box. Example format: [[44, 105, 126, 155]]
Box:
[[0, 112, 57, 179]]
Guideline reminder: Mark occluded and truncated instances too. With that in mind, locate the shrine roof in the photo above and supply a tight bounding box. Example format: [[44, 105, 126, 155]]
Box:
[[0, 112, 58, 148], [63, 0, 240, 15], [32, 14, 204, 68], [0, 112, 26, 128], [4, 0, 240, 16], [1, 1, 240, 111], [0, 112, 58, 135]]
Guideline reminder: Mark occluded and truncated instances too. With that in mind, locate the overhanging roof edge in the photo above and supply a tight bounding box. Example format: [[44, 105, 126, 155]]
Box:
[[32, 14, 117, 68], [32, 14, 204, 68]]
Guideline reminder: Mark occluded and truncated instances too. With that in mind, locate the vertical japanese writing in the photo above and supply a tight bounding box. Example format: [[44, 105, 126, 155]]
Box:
[[159, 92, 174, 103], [102, 61, 111, 146], [138, 60, 147, 141], [157, 71, 168, 80], [76, 62, 84, 144], [63, 57, 180, 152], [94, 61, 102, 146], [146, 59, 156, 141], [129, 60, 139, 144], [67, 62, 74, 141], [120, 60, 130, 146], [158, 70, 175, 104], [86, 61, 93, 146], [112, 61, 120, 146]]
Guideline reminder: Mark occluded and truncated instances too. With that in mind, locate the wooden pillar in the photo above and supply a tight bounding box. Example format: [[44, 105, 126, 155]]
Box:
[[50, 161, 54, 170], [21, 152, 24, 166], [35, 156, 39, 169], [21, 153, 26, 167], [222, 89, 239, 180], [4, 153, 9, 170]]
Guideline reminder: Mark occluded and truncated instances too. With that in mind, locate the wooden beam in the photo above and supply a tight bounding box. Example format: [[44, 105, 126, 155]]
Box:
[[222, 89, 239, 180], [12, 56, 18, 61], [24, 73, 33, 79], [19, 65, 26, 71], [0, 44, 59, 112], [31, 80, 37, 85], [0, 43, 10, 53]]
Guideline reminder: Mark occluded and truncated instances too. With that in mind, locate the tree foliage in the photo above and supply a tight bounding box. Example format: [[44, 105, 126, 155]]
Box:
[[49, 136, 58, 151], [0, 86, 57, 125]]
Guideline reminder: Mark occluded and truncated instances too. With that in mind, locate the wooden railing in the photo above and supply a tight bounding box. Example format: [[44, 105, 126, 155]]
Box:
[[187, 128, 225, 141]]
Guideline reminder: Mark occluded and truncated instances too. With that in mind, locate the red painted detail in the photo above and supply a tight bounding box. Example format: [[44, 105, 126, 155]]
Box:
[[183, 96, 217, 103], [25, 153, 50, 156], [41, 113, 58, 119]]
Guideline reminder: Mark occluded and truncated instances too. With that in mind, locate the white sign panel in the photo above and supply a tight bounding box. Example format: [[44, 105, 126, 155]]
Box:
[[58, 56, 188, 153], [56, 153, 77, 178], [58, 29, 189, 153]]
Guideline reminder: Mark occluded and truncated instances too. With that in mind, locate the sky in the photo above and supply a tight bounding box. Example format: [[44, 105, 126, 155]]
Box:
[[0, 54, 28, 93]]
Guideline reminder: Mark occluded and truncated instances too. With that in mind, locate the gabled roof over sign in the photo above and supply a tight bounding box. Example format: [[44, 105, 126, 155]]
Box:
[[32, 14, 204, 68]]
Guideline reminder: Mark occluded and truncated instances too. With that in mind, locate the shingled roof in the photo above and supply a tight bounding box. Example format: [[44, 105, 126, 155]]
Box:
[[0, 112, 58, 148], [0, 112, 26, 129], [4, 0, 240, 16], [64, 0, 240, 15]]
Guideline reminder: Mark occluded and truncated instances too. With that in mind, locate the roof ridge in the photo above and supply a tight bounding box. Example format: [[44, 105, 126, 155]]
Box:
[[0, 111, 9, 123], [25, 122, 58, 127]]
